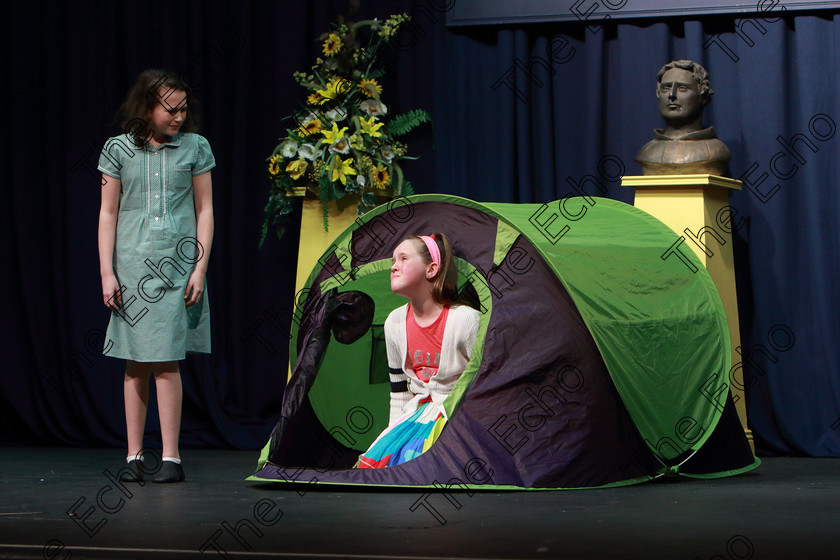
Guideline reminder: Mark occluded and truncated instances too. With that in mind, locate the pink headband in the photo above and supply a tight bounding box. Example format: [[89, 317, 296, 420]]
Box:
[[419, 235, 441, 270]]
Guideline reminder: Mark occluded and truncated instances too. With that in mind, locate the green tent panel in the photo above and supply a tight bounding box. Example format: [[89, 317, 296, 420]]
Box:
[[251, 194, 758, 489]]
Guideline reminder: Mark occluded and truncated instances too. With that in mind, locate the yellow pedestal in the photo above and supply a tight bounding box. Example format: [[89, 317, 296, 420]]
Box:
[[292, 189, 359, 295], [287, 189, 359, 380], [621, 174, 752, 451]]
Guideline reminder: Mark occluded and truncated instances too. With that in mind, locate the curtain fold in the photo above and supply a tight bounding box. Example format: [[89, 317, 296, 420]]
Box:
[[2, 2, 838, 456], [430, 11, 840, 456]]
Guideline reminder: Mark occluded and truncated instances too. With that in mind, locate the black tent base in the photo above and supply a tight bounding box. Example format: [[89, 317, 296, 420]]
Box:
[[1, 447, 838, 559]]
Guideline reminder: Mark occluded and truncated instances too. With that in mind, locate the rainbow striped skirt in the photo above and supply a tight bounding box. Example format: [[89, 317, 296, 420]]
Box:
[[357, 401, 446, 469]]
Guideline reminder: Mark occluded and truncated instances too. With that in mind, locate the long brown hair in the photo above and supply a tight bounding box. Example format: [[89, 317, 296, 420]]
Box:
[[116, 69, 200, 147], [410, 232, 459, 306]]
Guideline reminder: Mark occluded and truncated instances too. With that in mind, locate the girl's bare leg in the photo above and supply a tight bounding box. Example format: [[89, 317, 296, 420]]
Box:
[[124, 360, 151, 459], [152, 361, 182, 460]]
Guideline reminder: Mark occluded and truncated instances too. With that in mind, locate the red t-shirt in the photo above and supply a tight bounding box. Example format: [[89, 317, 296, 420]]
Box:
[[405, 304, 450, 383]]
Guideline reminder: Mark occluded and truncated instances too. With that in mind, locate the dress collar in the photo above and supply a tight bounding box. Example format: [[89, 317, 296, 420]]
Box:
[[160, 132, 183, 147], [136, 131, 183, 151]]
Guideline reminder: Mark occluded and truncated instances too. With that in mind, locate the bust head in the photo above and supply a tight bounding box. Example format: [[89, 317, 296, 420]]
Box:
[[655, 60, 712, 135], [636, 60, 730, 175]]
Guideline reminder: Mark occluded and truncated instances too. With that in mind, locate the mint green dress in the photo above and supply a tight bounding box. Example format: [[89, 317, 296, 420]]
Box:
[[98, 132, 215, 362]]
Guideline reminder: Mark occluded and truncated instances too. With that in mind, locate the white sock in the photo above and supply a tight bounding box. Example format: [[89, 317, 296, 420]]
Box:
[[126, 455, 144, 464], [162, 456, 182, 464]]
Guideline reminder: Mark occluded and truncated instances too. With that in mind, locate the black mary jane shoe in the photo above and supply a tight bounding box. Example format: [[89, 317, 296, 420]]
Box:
[[119, 459, 145, 483], [153, 461, 186, 483]]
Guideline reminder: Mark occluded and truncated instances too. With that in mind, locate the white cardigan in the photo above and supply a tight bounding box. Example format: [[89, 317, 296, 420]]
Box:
[[385, 303, 480, 425]]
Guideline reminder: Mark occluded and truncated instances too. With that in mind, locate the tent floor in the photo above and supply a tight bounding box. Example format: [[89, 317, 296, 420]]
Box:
[[0, 447, 837, 560]]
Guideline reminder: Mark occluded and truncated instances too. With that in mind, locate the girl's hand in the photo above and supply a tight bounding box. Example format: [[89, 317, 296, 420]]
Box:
[[184, 270, 205, 307], [102, 274, 121, 311]]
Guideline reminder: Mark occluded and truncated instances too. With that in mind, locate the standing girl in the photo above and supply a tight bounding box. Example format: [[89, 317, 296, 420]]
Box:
[[98, 69, 215, 483], [357, 233, 480, 469]]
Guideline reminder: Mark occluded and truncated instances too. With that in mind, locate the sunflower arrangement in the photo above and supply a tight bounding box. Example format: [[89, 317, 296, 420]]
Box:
[[261, 13, 431, 244]]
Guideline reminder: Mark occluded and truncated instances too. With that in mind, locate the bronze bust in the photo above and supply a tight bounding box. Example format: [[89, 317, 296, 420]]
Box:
[[636, 60, 731, 175]]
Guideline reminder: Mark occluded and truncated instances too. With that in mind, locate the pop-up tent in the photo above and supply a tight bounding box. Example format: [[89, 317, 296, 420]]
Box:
[[249, 194, 759, 489]]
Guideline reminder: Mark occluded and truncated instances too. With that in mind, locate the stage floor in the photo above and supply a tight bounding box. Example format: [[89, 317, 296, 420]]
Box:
[[0, 448, 838, 559]]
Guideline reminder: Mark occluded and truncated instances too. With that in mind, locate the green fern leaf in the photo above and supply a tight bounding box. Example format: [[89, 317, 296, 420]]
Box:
[[388, 109, 431, 137]]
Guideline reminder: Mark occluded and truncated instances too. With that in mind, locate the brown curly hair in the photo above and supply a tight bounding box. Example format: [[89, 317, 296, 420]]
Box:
[[116, 69, 201, 147], [656, 59, 714, 100]]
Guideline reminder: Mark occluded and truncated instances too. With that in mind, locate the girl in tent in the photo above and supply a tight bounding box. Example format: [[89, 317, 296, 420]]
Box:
[[357, 233, 480, 468]]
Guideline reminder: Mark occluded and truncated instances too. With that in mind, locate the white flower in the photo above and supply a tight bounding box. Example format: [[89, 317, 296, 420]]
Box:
[[281, 140, 298, 158], [326, 106, 348, 121], [298, 143, 318, 161], [329, 137, 351, 155], [380, 145, 395, 163], [356, 174, 366, 188], [360, 99, 388, 119]]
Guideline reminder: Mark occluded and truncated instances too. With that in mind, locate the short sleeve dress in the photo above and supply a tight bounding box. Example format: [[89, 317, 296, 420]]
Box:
[[98, 132, 215, 362]]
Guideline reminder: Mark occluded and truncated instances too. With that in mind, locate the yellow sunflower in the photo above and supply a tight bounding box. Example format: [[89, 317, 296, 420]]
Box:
[[297, 116, 323, 138], [285, 159, 308, 181], [372, 164, 391, 189], [322, 33, 343, 56], [268, 154, 281, 176], [307, 92, 325, 105], [358, 78, 382, 98]]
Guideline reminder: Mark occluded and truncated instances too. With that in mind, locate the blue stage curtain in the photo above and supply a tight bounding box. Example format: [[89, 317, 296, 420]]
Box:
[[426, 10, 840, 457], [0, 0, 331, 449], [0, 0, 439, 450], [2, 1, 838, 457]]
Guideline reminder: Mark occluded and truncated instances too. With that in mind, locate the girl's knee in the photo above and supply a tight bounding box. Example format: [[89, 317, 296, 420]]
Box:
[[125, 361, 151, 379], [152, 362, 181, 378]]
